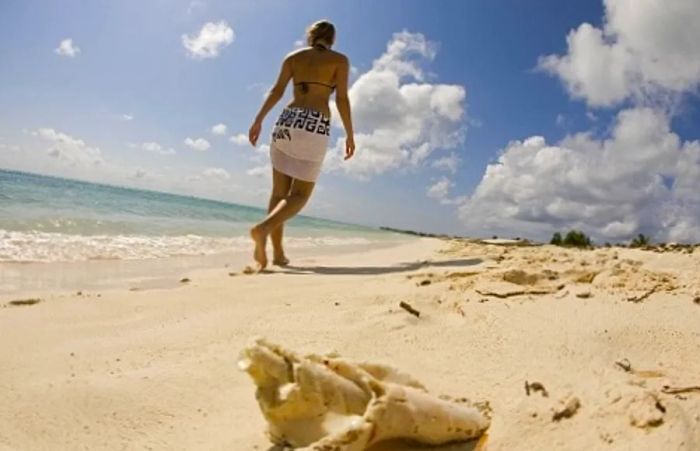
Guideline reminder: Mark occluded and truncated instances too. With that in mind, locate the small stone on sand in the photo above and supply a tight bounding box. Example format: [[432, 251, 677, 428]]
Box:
[[552, 395, 581, 421]]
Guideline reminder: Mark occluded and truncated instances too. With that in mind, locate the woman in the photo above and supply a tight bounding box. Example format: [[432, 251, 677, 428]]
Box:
[[247, 20, 355, 271]]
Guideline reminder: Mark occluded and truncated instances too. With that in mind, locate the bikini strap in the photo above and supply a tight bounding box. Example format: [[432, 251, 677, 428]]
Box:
[[295, 81, 335, 90]]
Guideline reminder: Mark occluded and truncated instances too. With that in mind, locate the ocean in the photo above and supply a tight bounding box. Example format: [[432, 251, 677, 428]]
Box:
[[0, 169, 405, 263]]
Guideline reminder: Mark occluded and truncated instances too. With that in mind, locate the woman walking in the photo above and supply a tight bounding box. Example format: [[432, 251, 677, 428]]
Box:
[[248, 20, 355, 271]]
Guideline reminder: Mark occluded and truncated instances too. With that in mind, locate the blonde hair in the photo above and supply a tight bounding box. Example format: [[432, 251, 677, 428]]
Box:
[[306, 20, 335, 47]]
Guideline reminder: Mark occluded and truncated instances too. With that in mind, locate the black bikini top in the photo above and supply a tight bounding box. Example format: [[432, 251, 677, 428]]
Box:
[[295, 43, 336, 93]]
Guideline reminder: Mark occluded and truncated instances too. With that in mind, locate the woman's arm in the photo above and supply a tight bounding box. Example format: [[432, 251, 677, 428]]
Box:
[[249, 57, 293, 146], [335, 56, 355, 160]]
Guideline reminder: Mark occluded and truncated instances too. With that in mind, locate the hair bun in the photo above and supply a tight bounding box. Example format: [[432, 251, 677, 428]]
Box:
[[306, 20, 335, 47]]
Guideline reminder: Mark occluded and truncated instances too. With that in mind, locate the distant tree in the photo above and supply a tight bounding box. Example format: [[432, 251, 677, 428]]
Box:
[[630, 233, 651, 248], [562, 230, 592, 248], [492, 235, 498, 239], [550, 232, 563, 246]]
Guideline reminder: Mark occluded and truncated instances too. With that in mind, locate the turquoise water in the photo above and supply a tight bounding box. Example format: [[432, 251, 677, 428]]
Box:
[[0, 169, 403, 262]]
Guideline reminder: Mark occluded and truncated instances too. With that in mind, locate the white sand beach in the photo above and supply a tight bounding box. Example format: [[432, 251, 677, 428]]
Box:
[[1, 238, 699, 450]]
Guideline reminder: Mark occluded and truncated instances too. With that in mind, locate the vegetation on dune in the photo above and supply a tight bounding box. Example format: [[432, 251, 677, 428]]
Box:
[[550, 230, 592, 248], [550, 232, 563, 246], [629, 233, 651, 248]]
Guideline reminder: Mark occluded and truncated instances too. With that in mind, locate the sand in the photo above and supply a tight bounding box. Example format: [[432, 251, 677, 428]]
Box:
[[1, 238, 699, 450]]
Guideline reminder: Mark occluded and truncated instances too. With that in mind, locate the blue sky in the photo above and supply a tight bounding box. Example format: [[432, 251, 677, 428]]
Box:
[[1, 0, 699, 241]]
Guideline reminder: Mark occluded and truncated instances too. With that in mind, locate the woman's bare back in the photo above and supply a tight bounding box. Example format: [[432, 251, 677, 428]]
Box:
[[287, 47, 348, 117]]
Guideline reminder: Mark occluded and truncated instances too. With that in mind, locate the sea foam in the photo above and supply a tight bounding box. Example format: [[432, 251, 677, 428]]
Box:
[[0, 229, 372, 263]]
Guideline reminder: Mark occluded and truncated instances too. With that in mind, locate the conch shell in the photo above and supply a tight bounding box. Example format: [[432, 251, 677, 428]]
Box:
[[238, 339, 490, 450]]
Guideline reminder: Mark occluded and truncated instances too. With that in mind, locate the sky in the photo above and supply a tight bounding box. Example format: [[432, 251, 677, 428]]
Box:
[[1, 0, 699, 242]]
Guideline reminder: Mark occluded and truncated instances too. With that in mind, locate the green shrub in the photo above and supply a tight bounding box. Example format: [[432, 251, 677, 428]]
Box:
[[550, 232, 563, 246], [630, 233, 650, 248], [563, 230, 592, 248]]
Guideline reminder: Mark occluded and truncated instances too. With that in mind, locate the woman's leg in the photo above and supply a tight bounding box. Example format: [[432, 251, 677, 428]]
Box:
[[260, 177, 315, 231], [268, 169, 292, 265], [251, 177, 315, 269]]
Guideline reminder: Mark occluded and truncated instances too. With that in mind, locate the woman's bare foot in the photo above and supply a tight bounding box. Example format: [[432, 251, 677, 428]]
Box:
[[250, 225, 268, 271], [272, 253, 290, 266]]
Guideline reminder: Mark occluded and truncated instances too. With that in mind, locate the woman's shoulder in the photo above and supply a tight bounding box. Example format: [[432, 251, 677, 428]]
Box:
[[285, 47, 348, 63], [329, 49, 349, 63]]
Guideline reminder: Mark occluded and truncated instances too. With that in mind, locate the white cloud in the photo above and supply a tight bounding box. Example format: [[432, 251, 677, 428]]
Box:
[[457, 108, 700, 243], [431, 152, 460, 174], [293, 39, 305, 49], [182, 21, 234, 60], [252, 143, 269, 157], [246, 163, 271, 178], [324, 31, 467, 179], [230, 133, 248, 146], [211, 123, 227, 135], [184, 137, 211, 151], [0, 142, 20, 153], [120, 114, 133, 121], [55, 39, 80, 57], [186, 0, 206, 15], [203, 167, 230, 180], [34, 128, 103, 167], [539, 0, 700, 107], [427, 177, 452, 202], [555, 113, 567, 127], [134, 141, 175, 155]]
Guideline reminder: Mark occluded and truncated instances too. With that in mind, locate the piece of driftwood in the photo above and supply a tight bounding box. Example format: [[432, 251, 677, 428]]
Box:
[[661, 385, 700, 395], [399, 301, 421, 318], [8, 298, 41, 306], [626, 285, 660, 303]]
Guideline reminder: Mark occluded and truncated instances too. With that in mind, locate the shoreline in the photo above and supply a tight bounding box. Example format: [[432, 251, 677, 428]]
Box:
[[0, 236, 415, 298]]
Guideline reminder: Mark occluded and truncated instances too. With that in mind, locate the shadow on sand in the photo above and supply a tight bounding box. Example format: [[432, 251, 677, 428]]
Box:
[[276, 258, 483, 276]]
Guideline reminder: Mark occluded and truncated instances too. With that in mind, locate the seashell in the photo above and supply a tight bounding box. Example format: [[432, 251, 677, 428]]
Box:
[[238, 339, 490, 450]]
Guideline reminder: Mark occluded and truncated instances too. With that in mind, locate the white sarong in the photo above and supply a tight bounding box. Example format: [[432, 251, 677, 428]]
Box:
[[269, 107, 330, 182]]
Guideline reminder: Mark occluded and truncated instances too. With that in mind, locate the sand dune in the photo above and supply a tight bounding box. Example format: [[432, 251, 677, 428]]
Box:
[[1, 238, 699, 450]]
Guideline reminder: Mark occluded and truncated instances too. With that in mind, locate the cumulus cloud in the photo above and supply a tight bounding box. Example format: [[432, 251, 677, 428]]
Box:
[[34, 128, 103, 167], [458, 108, 700, 243], [241, 140, 271, 178], [186, 0, 206, 15], [230, 133, 248, 146], [182, 21, 234, 59], [184, 137, 210, 151], [427, 177, 453, 202], [539, 0, 700, 107], [211, 123, 227, 135], [0, 142, 20, 153], [324, 31, 467, 179], [55, 39, 80, 57], [133, 141, 175, 155], [203, 167, 230, 180], [120, 114, 133, 121], [246, 163, 271, 178], [431, 152, 460, 174]]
